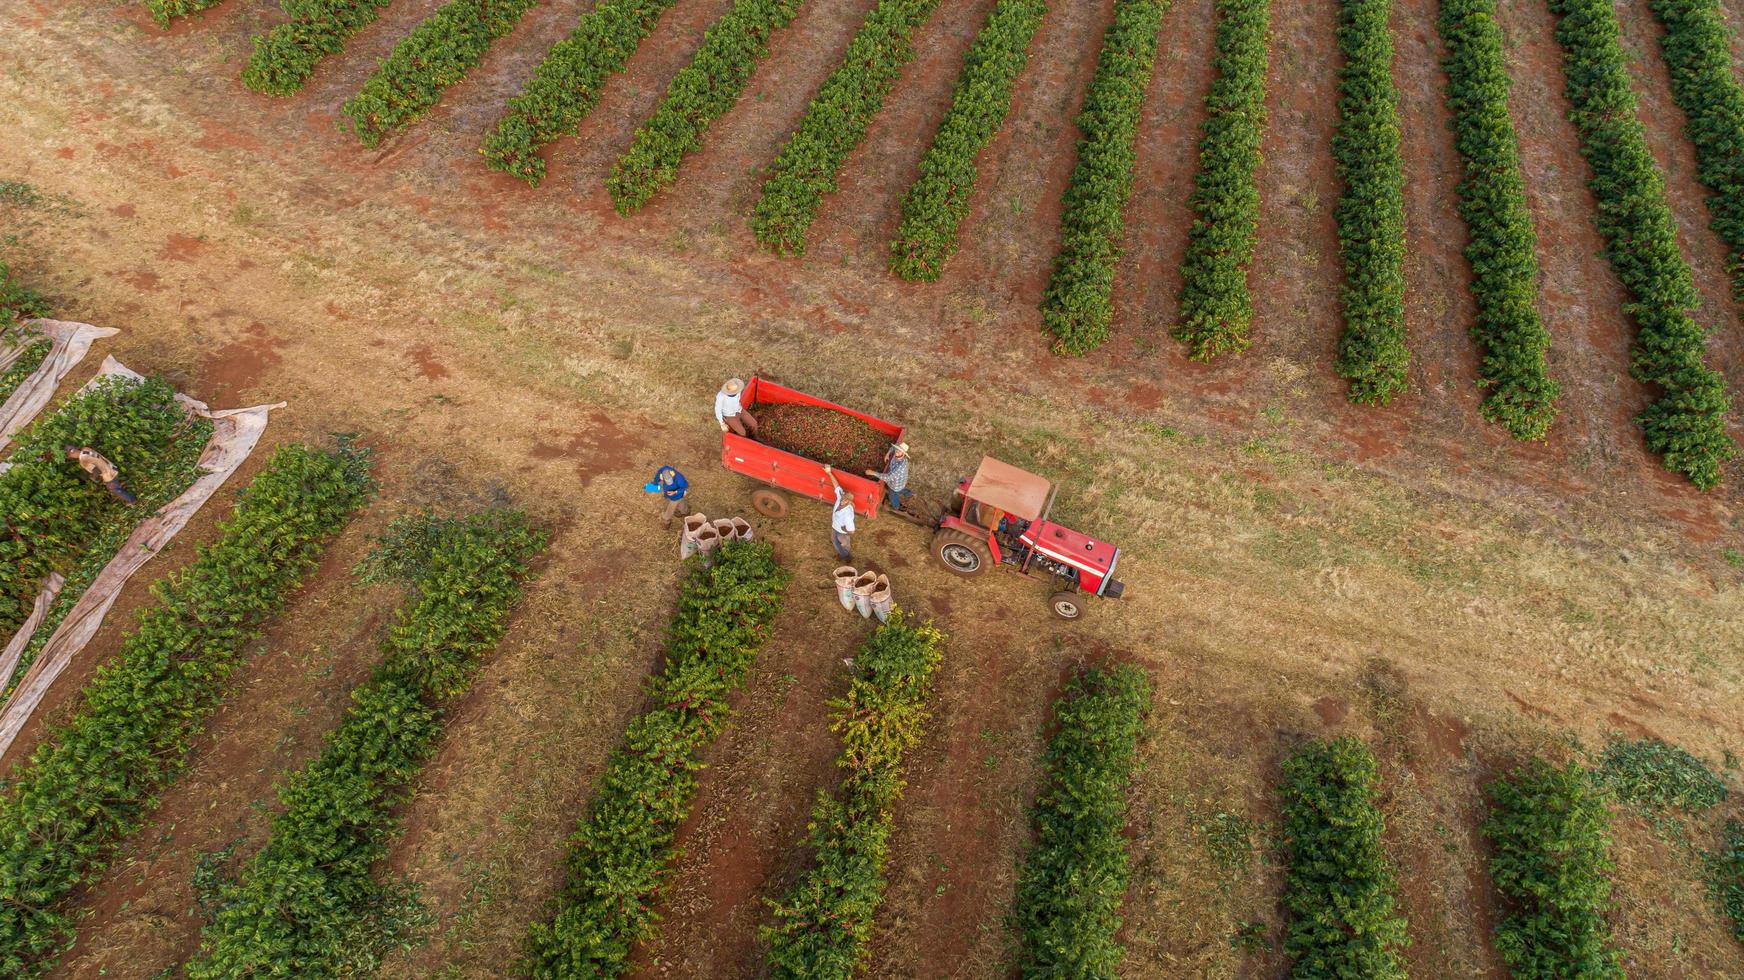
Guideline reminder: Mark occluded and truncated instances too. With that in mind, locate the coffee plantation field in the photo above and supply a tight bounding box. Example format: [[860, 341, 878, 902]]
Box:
[[3, 0, 1743, 974]]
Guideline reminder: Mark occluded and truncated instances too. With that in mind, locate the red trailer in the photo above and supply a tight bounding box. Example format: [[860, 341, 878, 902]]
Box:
[[720, 376, 903, 520]]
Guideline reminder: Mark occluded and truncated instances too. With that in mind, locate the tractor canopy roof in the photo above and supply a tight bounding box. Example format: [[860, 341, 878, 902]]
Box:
[[966, 457, 1051, 521]]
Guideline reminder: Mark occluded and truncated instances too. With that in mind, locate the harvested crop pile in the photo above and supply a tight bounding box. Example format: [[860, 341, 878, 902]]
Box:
[[757, 403, 893, 472]]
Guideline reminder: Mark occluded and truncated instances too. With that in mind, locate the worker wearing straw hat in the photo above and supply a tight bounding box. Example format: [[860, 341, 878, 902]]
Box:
[[865, 441, 913, 513], [714, 378, 759, 439]]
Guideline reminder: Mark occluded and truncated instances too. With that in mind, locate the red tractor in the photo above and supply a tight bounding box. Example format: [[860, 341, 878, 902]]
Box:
[[720, 377, 1126, 620], [927, 456, 1124, 620]]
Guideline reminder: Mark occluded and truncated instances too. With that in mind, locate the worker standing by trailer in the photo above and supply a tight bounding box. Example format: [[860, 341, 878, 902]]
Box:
[[865, 442, 913, 513], [715, 378, 759, 439], [824, 465, 855, 561]]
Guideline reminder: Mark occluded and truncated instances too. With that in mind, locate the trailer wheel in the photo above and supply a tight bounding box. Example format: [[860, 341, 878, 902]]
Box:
[[931, 529, 989, 577], [750, 488, 790, 519], [1048, 592, 1085, 621]]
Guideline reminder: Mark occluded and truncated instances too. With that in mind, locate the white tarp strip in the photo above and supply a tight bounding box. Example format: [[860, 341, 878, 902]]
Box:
[[0, 574, 64, 693], [0, 319, 119, 453], [0, 358, 284, 762]]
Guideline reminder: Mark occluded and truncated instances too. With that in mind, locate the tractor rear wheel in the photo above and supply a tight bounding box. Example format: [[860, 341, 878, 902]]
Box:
[[1048, 591, 1085, 621], [750, 487, 790, 519], [931, 529, 989, 577]]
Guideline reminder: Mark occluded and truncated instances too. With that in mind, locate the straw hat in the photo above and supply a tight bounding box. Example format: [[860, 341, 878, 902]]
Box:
[[722, 378, 745, 395], [892, 442, 909, 456]]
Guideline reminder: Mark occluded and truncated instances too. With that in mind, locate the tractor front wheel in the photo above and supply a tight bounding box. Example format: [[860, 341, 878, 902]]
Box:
[[931, 529, 989, 577], [750, 487, 790, 519], [1049, 591, 1085, 621]]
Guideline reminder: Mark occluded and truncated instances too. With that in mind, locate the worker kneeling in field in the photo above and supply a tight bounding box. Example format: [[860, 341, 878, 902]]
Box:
[[715, 378, 759, 439], [65, 445, 137, 503], [824, 465, 854, 562], [865, 441, 913, 513], [646, 465, 690, 528]]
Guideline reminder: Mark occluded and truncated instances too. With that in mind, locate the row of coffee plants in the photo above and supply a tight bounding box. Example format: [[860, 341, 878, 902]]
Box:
[[0, 443, 374, 976], [481, 0, 683, 185], [1437, 0, 1559, 439], [1483, 759, 1623, 978], [1548, 0, 1736, 488], [0, 263, 51, 433], [886, 0, 1049, 281], [1280, 737, 1409, 977], [1170, 0, 1271, 360], [607, 0, 807, 214], [1039, 0, 1169, 355], [1646, 0, 1744, 300], [1716, 820, 1744, 942], [761, 615, 945, 976], [144, 0, 225, 28], [0, 340, 51, 407], [187, 509, 546, 976], [0, 260, 49, 405], [0, 261, 48, 323], [1330, 0, 1408, 405], [523, 541, 788, 977], [1009, 663, 1149, 976], [750, 0, 946, 256], [0, 376, 207, 644], [1590, 738, 1739, 945], [242, 0, 395, 96], [342, 0, 540, 148], [1596, 735, 1729, 813]]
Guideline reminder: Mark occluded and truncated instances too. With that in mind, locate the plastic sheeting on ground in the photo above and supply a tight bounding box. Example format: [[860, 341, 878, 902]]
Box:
[[0, 574, 63, 697], [0, 357, 283, 762], [0, 319, 119, 453]]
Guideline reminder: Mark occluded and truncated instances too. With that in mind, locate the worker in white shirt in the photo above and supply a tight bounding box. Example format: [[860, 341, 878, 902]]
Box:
[[823, 465, 854, 562], [714, 378, 760, 439]]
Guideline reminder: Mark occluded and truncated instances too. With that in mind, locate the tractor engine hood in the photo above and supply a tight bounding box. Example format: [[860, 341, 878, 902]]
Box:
[[1019, 521, 1124, 597]]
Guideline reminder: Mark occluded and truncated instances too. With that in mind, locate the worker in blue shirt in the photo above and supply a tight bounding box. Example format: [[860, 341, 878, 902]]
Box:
[[647, 465, 690, 528]]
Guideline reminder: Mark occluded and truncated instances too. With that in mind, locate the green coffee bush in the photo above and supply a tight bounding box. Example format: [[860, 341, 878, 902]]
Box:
[[1280, 737, 1408, 977], [1010, 663, 1150, 977], [1483, 759, 1623, 979]]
